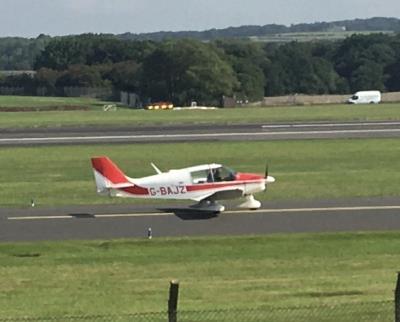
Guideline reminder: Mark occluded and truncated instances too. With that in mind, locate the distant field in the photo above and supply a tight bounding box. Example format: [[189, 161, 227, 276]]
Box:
[[0, 95, 399, 128], [0, 232, 397, 318], [250, 30, 395, 43], [0, 95, 106, 110], [0, 139, 399, 207]]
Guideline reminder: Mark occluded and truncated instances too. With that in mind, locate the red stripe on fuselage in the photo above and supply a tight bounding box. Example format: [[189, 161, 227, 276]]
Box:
[[120, 185, 149, 195], [235, 172, 265, 181]]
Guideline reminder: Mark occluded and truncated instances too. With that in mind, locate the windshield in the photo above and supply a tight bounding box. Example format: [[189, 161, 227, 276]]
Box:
[[351, 95, 358, 100], [210, 166, 236, 182], [190, 166, 236, 184]]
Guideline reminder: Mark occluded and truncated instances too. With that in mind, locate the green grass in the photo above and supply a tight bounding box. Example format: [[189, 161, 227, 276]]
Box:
[[0, 95, 399, 128], [0, 139, 399, 207], [250, 30, 395, 43], [0, 95, 107, 109], [0, 232, 397, 318]]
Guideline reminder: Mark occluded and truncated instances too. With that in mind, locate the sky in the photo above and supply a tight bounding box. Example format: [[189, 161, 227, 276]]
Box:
[[1, 0, 400, 37]]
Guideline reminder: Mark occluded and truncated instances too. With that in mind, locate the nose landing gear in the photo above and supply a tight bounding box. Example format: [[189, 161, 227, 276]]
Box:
[[238, 195, 261, 210]]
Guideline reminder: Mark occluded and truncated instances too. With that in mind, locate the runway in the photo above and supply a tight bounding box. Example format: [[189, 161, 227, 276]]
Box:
[[1, 197, 400, 242], [1, 121, 399, 146]]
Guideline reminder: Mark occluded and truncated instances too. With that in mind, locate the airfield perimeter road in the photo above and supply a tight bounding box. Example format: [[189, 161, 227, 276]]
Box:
[[1, 197, 400, 242], [1, 120, 400, 146]]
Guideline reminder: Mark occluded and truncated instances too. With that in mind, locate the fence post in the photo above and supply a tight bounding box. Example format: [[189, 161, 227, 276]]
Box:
[[168, 280, 179, 322], [396, 272, 400, 322]]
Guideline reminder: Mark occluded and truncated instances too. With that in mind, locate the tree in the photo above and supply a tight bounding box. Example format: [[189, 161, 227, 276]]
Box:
[[55, 65, 108, 88], [264, 42, 341, 96], [34, 34, 156, 70], [103, 60, 140, 92], [334, 34, 395, 92], [215, 40, 268, 101], [350, 62, 386, 91], [140, 39, 238, 105], [35, 68, 62, 95]]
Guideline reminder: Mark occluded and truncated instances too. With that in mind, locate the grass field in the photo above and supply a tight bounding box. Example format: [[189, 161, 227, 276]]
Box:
[[0, 232, 397, 318], [0, 96, 399, 128], [0, 95, 106, 109], [0, 96, 399, 321], [250, 30, 395, 43], [0, 139, 399, 207]]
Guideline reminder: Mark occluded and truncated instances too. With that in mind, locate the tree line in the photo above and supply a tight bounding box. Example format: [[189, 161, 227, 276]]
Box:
[[1, 33, 400, 105], [119, 17, 400, 42], [0, 34, 50, 70]]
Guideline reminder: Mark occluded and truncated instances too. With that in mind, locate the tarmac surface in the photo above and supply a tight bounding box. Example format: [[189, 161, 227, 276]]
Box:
[[1, 121, 400, 146], [1, 197, 400, 242], [1, 120, 399, 242]]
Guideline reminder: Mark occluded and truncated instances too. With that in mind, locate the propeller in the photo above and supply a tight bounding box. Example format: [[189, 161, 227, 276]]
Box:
[[264, 163, 275, 183]]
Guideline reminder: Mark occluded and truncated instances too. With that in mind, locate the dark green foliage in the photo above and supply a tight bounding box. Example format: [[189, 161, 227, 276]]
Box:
[[55, 65, 110, 88], [386, 58, 400, 91], [215, 40, 268, 101], [264, 42, 342, 95], [1, 30, 400, 101], [102, 60, 140, 92], [0, 35, 50, 70], [334, 34, 396, 92], [34, 34, 155, 70], [139, 39, 238, 105], [118, 17, 400, 41]]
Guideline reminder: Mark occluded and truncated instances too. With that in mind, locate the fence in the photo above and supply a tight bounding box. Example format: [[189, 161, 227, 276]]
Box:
[[0, 301, 393, 322], [251, 91, 400, 106]]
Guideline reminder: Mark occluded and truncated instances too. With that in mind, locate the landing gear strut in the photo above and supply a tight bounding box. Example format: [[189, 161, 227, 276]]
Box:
[[238, 195, 261, 210]]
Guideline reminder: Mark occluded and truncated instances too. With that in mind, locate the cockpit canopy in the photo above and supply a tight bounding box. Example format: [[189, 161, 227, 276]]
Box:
[[190, 166, 236, 184]]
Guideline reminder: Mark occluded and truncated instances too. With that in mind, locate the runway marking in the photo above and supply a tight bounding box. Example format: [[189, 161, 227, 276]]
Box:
[[227, 205, 400, 214], [262, 121, 400, 128], [7, 205, 400, 221], [7, 212, 173, 220], [1, 129, 400, 144]]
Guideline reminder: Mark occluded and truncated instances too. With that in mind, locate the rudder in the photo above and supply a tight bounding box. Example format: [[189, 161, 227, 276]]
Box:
[[91, 156, 129, 184], [91, 157, 131, 194]]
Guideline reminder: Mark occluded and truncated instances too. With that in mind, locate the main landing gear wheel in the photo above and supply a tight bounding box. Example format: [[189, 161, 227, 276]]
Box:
[[238, 195, 261, 210]]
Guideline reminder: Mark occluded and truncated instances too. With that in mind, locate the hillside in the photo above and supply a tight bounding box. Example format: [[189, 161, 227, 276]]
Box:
[[118, 17, 400, 41]]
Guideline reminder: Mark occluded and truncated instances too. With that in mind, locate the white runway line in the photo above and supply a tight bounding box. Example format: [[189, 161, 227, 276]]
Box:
[[226, 205, 400, 214], [1, 129, 400, 144], [7, 205, 400, 221], [262, 121, 400, 128], [7, 212, 173, 220]]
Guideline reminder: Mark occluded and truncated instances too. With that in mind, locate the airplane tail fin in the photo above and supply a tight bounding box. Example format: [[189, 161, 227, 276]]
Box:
[[91, 156, 133, 194]]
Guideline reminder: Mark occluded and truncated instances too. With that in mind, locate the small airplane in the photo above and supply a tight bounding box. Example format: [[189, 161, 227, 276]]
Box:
[[91, 156, 275, 213]]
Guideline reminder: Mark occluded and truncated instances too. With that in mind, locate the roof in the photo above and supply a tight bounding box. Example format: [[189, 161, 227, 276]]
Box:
[[169, 164, 222, 173]]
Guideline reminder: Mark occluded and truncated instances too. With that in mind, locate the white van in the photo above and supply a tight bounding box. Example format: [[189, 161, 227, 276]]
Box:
[[347, 91, 381, 104]]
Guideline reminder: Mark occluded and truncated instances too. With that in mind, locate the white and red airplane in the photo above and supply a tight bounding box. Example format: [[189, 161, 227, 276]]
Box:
[[91, 156, 275, 212]]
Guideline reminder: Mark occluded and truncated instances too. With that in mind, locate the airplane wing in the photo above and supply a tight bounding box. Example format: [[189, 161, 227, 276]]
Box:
[[198, 188, 244, 202]]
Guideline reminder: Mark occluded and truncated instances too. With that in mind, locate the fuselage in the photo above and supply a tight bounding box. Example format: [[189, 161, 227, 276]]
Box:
[[103, 164, 267, 201], [91, 157, 275, 211]]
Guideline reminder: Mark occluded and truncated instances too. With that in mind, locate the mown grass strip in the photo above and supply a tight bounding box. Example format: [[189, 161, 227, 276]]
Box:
[[0, 139, 399, 207], [0, 232, 398, 316], [0, 96, 399, 128], [0, 95, 106, 109]]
